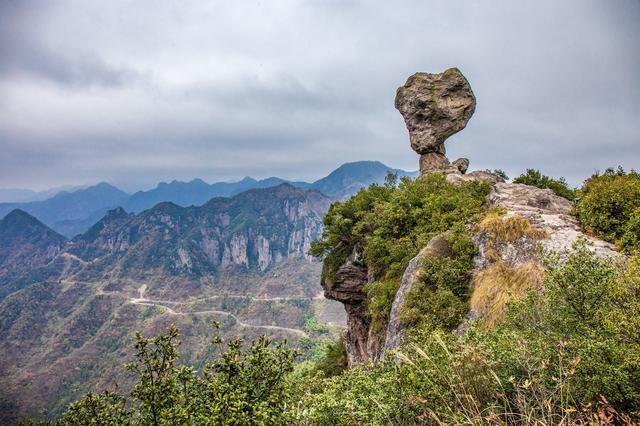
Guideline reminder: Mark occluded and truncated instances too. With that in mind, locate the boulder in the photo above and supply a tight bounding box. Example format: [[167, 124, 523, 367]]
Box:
[[395, 68, 476, 174]]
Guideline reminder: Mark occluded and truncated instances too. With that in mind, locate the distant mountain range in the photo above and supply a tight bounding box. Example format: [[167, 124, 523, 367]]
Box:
[[0, 184, 343, 420], [0, 161, 416, 237], [0, 185, 87, 203]]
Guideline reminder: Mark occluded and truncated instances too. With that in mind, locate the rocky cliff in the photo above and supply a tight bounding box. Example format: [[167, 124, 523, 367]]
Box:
[[323, 68, 619, 366], [64, 183, 331, 278]]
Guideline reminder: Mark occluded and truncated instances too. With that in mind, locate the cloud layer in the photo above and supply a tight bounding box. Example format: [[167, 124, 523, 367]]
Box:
[[1, 0, 638, 190]]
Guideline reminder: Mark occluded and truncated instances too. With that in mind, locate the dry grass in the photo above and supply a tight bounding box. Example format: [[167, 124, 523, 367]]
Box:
[[470, 261, 544, 328], [479, 212, 548, 243]]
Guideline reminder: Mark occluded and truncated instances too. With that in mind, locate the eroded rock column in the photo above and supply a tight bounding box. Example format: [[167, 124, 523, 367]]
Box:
[[321, 253, 372, 365]]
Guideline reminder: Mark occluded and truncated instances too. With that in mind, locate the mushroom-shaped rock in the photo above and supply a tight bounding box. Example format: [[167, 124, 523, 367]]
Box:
[[395, 68, 476, 174]]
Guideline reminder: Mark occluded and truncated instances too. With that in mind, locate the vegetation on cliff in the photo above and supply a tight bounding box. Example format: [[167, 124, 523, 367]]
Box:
[[295, 245, 640, 424], [310, 173, 490, 332]]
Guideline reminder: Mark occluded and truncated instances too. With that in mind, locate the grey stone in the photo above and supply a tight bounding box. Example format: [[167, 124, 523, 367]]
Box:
[[395, 68, 476, 174]]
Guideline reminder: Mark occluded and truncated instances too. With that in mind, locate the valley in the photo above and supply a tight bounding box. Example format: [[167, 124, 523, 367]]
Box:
[[0, 182, 349, 420]]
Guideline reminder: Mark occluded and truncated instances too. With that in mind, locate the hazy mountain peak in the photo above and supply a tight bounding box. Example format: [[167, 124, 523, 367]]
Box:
[[0, 161, 415, 236], [2, 208, 37, 224], [310, 160, 417, 198], [0, 209, 65, 246], [239, 176, 258, 183]]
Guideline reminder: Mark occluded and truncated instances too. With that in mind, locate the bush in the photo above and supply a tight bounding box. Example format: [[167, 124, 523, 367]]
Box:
[[311, 336, 348, 378], [620, 208, 640, 252], [59, 324, 298, 425], [513, 168, 576, 200], [576, 168, 640, 251], [310, 174, 490, 333], [399, 231, 477, 331], [299, 244, 640, 424]]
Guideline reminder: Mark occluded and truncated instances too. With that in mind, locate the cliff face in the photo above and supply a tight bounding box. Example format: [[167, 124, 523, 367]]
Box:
[[321, 251, 372, 364], [65, 184, 330, 277]]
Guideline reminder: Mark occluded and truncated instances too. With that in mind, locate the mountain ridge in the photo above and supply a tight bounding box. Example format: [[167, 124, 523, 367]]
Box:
[[0, 183, 345, 419], [0, 161, 417, 237]]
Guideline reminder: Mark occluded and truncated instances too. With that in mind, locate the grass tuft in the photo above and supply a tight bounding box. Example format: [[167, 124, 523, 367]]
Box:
[[478, 212, 548, 242], [470, 261, 544, 328]]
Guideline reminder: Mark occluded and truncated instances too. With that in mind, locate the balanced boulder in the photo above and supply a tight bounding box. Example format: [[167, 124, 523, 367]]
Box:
[[395, 68, 475, 174]]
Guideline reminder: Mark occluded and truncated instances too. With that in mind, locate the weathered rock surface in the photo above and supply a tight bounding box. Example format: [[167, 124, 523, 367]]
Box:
[[487, 183, 617, 258], [321, 252, 372, 365], [395, 68, 476, 174], [384, 234, 453, 352], [446, 170, 505, 185]]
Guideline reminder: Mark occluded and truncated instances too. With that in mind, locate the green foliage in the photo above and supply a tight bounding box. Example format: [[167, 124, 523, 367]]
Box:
[[576, 167, 640, 251], [400, 231, 477, 331], [59, 323, 298, 425], [484, 168, 509, 180], [513, 168, 576, 200], [502, 242, 640, 410], [298, 244, 640, 424], [311, 336, 349, 378], [58, 391, 129, 425], [492, 169, 509, 180], [620, 208, 640, 252], [310, 174, 490, 332], [300, 314, 330, 335]]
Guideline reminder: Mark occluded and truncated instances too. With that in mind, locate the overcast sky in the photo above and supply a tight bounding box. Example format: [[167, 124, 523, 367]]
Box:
[[0, 0, 638, 191]]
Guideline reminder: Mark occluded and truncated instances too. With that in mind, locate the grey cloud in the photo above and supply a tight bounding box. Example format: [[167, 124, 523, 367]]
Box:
[[0, 0, 145, 88], [0, 0, 638, 190]]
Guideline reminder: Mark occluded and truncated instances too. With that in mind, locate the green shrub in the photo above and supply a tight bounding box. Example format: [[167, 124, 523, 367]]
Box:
[[310, 174, 490, 333], [514, 168, 576, 200], [399, 231, 476, 331], [620, 208, 640, 252], [364, 278, 402, 333], [311, 336, 348, 378], [59, 324, 298, 425], [576, 168, 640, 250]]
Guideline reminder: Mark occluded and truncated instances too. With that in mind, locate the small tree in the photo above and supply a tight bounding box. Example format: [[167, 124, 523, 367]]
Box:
[[59, 323, 298, 425], [513, 169, 576, 200]]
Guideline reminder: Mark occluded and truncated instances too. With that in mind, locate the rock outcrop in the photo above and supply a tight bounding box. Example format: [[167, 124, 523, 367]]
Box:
[[384, 234, 454, 351], [328, 69, 620, 366], [486, 183, 617, 259], [321, 251, 372, 365], [395, 68, 476, 175]]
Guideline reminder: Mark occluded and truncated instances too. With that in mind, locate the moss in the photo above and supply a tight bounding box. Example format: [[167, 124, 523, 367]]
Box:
[[470, 261, 544, 328]]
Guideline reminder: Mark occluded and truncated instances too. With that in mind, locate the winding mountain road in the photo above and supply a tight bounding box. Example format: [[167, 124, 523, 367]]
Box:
[[119, 284, 310, 337], [62, 278, 335, 337]]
